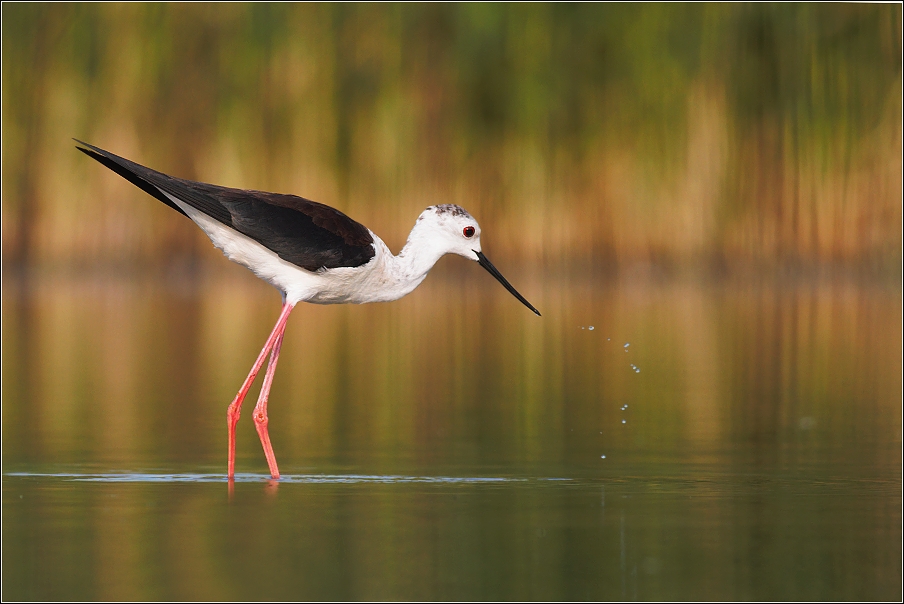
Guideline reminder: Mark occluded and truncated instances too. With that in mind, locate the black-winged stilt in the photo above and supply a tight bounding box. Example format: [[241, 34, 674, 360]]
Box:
[[75, 140, 540, 479]]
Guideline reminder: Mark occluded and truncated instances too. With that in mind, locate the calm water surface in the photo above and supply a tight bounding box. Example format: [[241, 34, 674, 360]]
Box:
[[2, 270, 901, 600]]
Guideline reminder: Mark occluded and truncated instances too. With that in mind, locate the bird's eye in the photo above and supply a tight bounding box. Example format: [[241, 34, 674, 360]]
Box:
[[463, 226, 475, 238]]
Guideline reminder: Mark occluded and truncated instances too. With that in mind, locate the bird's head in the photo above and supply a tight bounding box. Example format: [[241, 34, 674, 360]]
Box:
[[414, 204, 540, 316], [414, 204, 483, 260]]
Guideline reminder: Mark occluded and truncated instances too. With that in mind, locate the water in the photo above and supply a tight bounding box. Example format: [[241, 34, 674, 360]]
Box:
[[2, 270, 901, 600]]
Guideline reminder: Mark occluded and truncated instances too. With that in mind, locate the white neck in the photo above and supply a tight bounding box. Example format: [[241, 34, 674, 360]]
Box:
[[384, 223, 448, 296], [296, 214, 479, 306]]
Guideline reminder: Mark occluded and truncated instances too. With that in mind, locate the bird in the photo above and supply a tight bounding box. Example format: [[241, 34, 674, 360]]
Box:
[[75, 140, 540, 480]]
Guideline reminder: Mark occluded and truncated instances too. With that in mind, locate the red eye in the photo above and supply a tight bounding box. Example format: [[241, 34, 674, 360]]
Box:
[[463, 226, 475, 238]]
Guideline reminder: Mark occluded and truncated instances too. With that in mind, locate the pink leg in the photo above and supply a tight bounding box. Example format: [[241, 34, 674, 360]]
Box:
[[226, 302, 294, 478], [253, 328, 286, 479]]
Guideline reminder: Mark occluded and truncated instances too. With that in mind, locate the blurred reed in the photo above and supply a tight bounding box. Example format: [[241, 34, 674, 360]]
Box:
[[3, 269, 900, 471], [2, 3, 901, 275]]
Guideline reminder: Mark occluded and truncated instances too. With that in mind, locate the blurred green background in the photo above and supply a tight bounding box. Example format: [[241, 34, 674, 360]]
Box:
[[2, 4, 902, 601], [2, 3, 901, 273]]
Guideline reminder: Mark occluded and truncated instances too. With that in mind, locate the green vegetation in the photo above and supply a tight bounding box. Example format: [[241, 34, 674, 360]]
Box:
[[2, 3, 900, 273]]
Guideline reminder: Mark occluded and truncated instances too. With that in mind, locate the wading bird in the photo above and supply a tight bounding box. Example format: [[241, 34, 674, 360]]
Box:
[[76, 140, 540, 479]]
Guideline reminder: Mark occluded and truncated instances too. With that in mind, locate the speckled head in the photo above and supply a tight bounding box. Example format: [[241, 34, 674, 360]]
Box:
[[411, 204, 541, 316], [414, 204, 482, 257], [432, 204, 472, 219], [418, 204, 474, 223]]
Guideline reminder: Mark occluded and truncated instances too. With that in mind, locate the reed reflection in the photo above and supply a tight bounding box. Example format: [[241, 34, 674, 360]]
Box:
[[2, 272, 899, 474], [3, 272, 901, 600], [2, 4, 900, 599]]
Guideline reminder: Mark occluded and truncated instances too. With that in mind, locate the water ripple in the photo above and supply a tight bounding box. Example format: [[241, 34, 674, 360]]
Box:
[[4, 472, 570, 485]]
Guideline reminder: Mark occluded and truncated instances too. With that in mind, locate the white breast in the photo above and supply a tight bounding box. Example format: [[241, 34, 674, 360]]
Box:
[[164, 192, 412, 306]]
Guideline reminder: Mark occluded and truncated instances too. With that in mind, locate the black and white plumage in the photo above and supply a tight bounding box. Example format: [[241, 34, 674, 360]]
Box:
[[76, 140, 540, 479]]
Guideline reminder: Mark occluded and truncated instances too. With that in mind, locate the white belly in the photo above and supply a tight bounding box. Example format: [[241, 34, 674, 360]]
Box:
[[164, 193, 415, 306]]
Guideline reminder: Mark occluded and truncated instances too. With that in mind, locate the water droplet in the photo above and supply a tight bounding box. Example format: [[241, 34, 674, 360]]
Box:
[[621, 419, 627, 424], [581, 326, 585, 330], [600, 455, 606, 459], [634, 367, 640, 373], [624, 343, 630, 348], [588, 326, 594, 331], [607, 338, 611, 341]]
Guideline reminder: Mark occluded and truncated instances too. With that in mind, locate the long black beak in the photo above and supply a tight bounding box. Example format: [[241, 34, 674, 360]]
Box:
[[474, 250, 541, 316]]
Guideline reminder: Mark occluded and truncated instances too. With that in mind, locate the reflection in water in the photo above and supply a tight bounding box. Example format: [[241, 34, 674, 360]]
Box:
[[2, 272, 901, 600], [6, 270, 900, 473], [6, 473, 536, 484], [3, 5, 899, 598]]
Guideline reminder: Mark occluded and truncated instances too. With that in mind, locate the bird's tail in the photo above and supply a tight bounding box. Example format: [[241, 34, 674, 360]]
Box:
[[74, 139, 189, 218]]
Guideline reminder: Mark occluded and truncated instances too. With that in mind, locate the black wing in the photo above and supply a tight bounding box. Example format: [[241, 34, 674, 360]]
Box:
[[75, 140, 375, 271]]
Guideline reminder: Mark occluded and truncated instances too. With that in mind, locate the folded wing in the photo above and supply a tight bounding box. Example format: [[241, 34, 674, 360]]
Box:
[[75, 140, 375, 271]]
